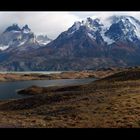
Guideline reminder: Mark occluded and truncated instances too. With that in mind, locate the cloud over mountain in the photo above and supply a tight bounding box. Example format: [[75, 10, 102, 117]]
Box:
[[0, 12, 140, 39]]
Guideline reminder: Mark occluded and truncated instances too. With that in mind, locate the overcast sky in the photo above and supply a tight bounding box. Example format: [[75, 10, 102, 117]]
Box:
[[0, 11, 140, 39]]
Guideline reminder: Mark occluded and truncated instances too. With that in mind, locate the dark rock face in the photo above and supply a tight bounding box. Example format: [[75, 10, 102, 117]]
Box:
[[22, 24, 31, 32], [4, 24, 21, 33]]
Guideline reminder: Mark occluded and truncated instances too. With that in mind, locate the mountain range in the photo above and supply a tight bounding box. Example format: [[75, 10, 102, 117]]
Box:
[[0, 24, 52, 51], [1, 15, 140, 71]]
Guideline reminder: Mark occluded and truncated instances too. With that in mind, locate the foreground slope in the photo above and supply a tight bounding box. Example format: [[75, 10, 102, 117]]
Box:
[[0, 68, 140, 127]]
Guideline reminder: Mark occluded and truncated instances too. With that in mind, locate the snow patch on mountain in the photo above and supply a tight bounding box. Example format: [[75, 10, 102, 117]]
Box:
[[23, 30, 30, 34], [11, 31, 21, 33], [36, 39, 50, 45], [127, 17, 140, 39], [100, 30, 115, 45], [67, 21, 81, 34], [18, 40, 26, 46], [87, 33, 96, 40], [36, 35, 52, 45], [0, 45, 9, 51]]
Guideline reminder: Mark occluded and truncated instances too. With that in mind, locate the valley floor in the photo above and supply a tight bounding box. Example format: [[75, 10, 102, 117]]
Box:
[[0, 68, 140, 127]]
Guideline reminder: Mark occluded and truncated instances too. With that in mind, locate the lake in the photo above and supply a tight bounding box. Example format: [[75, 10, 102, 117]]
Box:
[[0, 78, 96, 100]]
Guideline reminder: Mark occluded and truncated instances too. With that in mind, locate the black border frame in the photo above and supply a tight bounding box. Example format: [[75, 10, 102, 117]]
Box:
[[0, 0, 140, 136]]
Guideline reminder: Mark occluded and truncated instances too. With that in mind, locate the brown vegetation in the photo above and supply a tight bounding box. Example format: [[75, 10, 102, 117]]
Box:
[[0, 68, 140, 127]]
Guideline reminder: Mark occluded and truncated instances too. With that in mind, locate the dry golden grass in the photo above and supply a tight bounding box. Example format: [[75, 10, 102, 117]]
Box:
[[0, 68, 140, 127]]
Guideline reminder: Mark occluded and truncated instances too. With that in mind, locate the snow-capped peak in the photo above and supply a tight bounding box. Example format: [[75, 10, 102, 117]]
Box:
[[82, 17, 102, 27], [67, 17, 115, 45], [4, 24, 21, 33], [0, 24, 52, 51], [73, 21, 81, 30], [105, 15, 140, 42], [81, 17, 103, 32], [126, 16, 140, 39], [67, 21, 81, 34], [67, 17, 104, 35], [22, 25, 31, 34], [67, 16, 140, 45], [36, 35, 52, 45]]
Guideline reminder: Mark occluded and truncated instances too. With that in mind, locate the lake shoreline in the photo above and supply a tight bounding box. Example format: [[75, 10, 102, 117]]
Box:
[[0, 67, 139, 127], [0, 78, 95, 100], [0, 69, 121, 82]]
